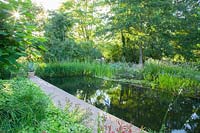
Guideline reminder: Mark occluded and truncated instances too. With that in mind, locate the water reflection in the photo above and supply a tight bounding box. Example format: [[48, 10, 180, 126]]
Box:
[[44, 76, 200, 132], [88, 89, 111, 107]]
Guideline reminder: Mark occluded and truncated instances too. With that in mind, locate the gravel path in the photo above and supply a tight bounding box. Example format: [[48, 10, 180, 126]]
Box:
[[30, 76, 145, 133]]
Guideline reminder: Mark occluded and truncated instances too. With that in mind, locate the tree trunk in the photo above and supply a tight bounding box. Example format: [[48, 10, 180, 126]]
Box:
[[139, 43, 143, 68]]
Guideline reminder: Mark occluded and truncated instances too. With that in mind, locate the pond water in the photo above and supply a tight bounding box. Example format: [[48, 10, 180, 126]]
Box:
[[44, 76, 200, 132]]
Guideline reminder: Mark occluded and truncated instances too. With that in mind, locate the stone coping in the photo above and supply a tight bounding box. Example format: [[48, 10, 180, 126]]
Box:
[[30, 76, 146, 133]]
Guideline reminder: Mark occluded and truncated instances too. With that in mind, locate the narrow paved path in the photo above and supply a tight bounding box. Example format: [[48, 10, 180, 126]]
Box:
[[30, 76, 145, 133]]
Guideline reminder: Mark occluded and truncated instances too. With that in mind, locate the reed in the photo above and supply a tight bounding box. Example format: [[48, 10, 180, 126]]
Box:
[[36, 61, 116, 78]]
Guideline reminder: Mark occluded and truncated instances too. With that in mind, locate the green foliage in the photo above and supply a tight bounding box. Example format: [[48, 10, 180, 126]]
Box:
[[45, 11, 72, 42], [36, 61, 115, 78], [38, 104, 91, 133], [1, 0, 199, 80], [98, 41, 123, 62], [155, 74, 199, 92], [77, 41, 102, 61], [44, 11, 73, 61], [60, 0, 100, 42], [44, 39, 101, 62], [44, 11, 101, 62], [0, 79, 48, 132], [100, 0, 200, 63], [143, 59, 200, 81], [0, 0, 46, 79], [110, 62, 143, 80], [143, 59, 200, 93], [0, 79, 91, 132]]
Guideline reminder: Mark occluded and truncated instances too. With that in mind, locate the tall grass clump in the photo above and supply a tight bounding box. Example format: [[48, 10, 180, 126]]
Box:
[[143, 59, 200, 94], [36, 61, 116, 78], [0, 79, 91, 132], [0, 79, 49, 131]]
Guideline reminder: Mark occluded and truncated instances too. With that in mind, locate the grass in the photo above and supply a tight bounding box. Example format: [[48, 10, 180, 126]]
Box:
[[36, 61, 116, 78], [0, 79, 91, 132]]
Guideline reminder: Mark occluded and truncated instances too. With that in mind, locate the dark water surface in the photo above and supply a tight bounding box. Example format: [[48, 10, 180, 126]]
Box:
[[43, 76, 200, 132]]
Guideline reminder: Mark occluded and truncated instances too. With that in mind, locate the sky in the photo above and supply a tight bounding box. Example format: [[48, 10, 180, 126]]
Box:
[[32, 0, 64, 10]]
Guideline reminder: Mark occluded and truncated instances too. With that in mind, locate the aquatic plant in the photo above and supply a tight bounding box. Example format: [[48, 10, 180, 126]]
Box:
[[143, 59, 200, 94], [36, 61, 116, 78]]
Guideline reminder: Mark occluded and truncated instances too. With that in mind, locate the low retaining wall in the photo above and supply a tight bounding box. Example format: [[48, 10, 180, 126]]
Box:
[[30, 76, 145, 133]]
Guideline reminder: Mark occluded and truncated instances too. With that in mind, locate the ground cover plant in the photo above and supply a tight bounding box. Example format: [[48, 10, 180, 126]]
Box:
[[0, 79, 91, 133]]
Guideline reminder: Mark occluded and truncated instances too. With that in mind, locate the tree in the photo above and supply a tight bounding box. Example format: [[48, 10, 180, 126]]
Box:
[[169, 0, 200, 62], [44, 10, 102, 61], [60, 0, 101, 42], [44, 11, 74, 61], [101, 0, 200, 64], [103, 0, 166, 66]]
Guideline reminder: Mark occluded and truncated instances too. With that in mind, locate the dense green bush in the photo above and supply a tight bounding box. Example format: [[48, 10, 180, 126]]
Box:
[[0, 79, 91, 132], [36, 61, 115, 78]]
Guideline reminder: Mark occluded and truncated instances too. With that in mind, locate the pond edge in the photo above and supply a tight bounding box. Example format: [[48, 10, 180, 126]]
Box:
[[29, 76, 146, 133]]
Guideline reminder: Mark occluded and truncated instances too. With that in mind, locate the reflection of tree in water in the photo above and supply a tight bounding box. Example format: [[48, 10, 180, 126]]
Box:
[[106, 84, 168, 130], [106, 84, 200, 132], [45, 76, 200, 132]]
